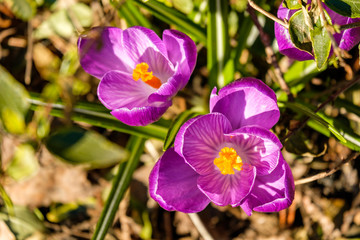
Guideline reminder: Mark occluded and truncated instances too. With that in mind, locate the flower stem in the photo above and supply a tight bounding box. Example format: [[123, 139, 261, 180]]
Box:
[[91, 136, 146, 240], [247, 4, 294, 101], [339, 21, 360, 31], [247, 0, 289, 29]]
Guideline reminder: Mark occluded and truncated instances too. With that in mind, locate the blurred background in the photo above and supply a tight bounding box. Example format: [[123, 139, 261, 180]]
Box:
[[1, 0, 360, 239]]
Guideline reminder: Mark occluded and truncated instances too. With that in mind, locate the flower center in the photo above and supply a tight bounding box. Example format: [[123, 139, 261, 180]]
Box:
[[214, 147, 243, 175], [132, 62, 161, 89]]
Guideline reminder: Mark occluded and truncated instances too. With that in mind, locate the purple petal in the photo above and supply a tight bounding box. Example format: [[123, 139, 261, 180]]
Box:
[[339, 18, 360, 51], [174, 113, 233, 175], [111, 101, 172, 126], [122, 26, 168, 67], [239, 155, 295, 216], [197, 163, 256, 206], [148, 30, 197, 103], [98, 70, 156, 110], [226, 126, 282, 176], [275, 1, 360, 60], [78, 27, 133, 79], [149, 148, 210, 213], [275, 4, 313, 61], [162, 29, 197, 89], [210, 78, 280, 130], [148, 71, 186, 103]]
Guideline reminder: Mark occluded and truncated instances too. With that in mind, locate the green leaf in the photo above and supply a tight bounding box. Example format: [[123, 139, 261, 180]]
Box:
[[114, 0, 151, 28], [70, 3, 93, 28], [163, 110, 200, 151], [288, 9, 313, 54], [6, 0, 36, 20], [48, 10, 74, 38], [92, 136, 145, 240], [307, 115, 360, 151], [45, 127, 128, 169], [132, 0, 206, 44], [324, 0, 360, 18], [0, 205, 46, 240], [310, 8, 332, 69], [283, 101, 347, 143], [28, 94, 169, 140], [0, 65, 29, 134], [7, 144, 39, 180], [283, 0, 302, 9], [207, 0, 231, 88]]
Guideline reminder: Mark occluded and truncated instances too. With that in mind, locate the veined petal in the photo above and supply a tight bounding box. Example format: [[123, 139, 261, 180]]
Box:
[[175, 113, 233, 175], [122, 26, 168, 68], [98, 70, 155, 110], [148, 70, 185, 103], [149, 148, 210, 213], [197, 163, 256, 206], [78, 27, 133, 79], [210, 78, 280, 130], [339, 18, 360, 51], [162, 29, 197, 89], [111, 101, 172, 126], [226, 126, 282, 176], [239, 155, 295, 216]]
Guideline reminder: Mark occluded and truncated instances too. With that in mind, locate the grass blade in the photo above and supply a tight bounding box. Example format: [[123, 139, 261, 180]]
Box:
[[207, 0, 231, 88], [28, 96, 169, 140], [91, 136, 146, 240], [132, 0, 206, 44]]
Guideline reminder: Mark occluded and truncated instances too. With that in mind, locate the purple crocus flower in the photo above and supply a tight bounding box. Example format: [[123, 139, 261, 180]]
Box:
[[78, 26, 197, 126], [149, 78, 295, 215], [275, 1, 360, 61]]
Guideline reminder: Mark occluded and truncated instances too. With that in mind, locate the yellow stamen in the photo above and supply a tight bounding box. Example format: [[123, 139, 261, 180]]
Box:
[[132, 62, 161, 89], [214, 147, 243, 175]]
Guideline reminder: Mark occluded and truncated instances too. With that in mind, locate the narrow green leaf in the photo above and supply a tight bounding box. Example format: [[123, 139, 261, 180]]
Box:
[[234, 13, 253, 70], [307, 117, 360, 151], [324, 0, 360, 18], [207, 0, 231, 88], [0, 184, 14, 216], [335, 98, 360, 116], [91, 136, 146, 240], [283, 101, 347, 143], [114, 0, 151, 28], [310, 8, 332, 69], [163, 110, 200, 151], [45, 127, 128, 169], [288, 9, 313, 54], [6, 0, 36, 20], [28, 96, 169, 140], [132, 0, 206, 44]]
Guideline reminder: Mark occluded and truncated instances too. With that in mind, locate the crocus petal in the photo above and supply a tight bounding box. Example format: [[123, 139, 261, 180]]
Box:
[[275, 1, 360, 60], [175, 113, 233, 175], [239, 155, 295, 216], [122, 26, 168, 67], [78, 27, 133, 79], [162, 29, 197, 89], [339, 18, 360, 51], [148, 70, 186, 103], [149, 148, 210, 213], [226, 126, 282, 176], [148, 30, 197, 103], [111, 101, 172, 126], [274, 23, 313, 61], [98, 70, 156, 110], [210, 78, 280, 130], [197, 163, 256, 206]]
